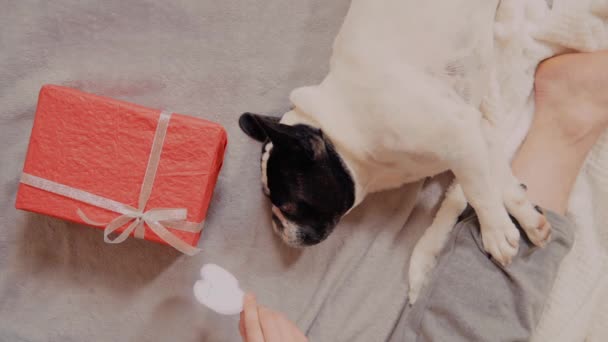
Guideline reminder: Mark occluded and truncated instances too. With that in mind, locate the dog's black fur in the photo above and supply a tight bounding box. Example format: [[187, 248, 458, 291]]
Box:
[[239, 113, 355, 246]]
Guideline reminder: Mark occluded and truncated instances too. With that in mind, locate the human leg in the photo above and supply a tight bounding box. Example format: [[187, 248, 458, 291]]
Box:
[[513, 51, 608, 214], [408, 51, 608, 305]]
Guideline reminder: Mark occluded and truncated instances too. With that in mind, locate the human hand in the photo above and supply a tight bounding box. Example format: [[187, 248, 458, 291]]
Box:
[[239, 293, 308, 342]]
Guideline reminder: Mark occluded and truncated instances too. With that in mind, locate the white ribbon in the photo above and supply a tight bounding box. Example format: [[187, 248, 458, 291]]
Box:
[[20, 111, 203, 256]]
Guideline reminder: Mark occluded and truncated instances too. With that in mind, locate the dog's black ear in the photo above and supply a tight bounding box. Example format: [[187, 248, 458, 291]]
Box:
[[239, 112, 326, 160], [239, 113, 280, 142]]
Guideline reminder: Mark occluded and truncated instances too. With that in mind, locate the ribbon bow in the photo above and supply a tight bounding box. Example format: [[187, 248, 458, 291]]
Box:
[[20, 111, 203, 256]]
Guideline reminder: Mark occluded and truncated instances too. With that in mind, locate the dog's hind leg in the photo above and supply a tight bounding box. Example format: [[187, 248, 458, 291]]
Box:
[[408, 181, 467, 304]]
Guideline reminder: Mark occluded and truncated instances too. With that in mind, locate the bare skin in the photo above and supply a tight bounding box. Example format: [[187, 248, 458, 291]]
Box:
[[239, 293, 308, 342], [513, 51, 608, 214], [237, 51, 608, 341]]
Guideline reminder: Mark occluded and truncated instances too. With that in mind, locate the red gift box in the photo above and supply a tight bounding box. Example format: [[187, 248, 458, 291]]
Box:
[[15, 85, 227, 255]]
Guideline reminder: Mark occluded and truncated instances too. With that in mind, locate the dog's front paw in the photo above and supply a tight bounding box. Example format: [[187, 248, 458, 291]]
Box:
[[504, 183, 552, 247], [529, 207, 552, 247], [481, 221, 520, 266]]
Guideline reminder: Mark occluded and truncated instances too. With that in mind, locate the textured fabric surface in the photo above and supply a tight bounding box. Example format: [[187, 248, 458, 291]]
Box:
[[390, 210, 574, 342]]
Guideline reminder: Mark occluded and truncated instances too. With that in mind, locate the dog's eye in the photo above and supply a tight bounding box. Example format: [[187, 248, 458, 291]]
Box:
[[280, 203, 297, 215]]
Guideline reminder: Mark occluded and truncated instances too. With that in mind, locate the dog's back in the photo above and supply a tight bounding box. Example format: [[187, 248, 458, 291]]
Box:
[[287, 0, 499, 178], [331, 0, 497, 107]]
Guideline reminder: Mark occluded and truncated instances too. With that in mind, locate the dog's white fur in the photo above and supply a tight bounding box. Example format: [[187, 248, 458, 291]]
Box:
[[261, 142, 273, 196], [279, 0, 551, 303]]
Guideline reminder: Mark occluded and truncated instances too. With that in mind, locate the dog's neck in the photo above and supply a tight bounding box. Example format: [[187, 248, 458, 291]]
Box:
[[280, 108, 372, 208]]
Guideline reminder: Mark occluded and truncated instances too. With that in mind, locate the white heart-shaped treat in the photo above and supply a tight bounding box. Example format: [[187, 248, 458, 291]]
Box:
[[193, 264, 245, 315]]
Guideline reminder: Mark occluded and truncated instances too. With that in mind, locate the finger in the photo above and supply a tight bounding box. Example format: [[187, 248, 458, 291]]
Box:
[[243, 293, 265, 342], [285, 318, 308, 341], [258, 306, 282, 342], [239, 312, 246, 340], [274, 313, 293, 340]]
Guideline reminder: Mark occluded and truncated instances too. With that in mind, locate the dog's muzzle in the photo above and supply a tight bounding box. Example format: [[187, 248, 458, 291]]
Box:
[[271, 207, 323, 247]]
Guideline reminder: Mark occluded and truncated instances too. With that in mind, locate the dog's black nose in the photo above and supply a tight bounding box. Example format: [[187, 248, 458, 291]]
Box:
[[298, 227, 323, 246]]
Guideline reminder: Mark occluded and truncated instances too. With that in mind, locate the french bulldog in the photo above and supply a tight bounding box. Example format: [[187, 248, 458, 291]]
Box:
[[239, 0, 550, 281]]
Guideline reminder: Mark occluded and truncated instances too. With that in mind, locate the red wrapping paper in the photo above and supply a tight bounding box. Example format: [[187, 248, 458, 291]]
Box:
[[15, 85, 227, 250]]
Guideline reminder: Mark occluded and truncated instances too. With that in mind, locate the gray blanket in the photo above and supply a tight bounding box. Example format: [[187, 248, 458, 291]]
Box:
[[0, 1, 439, 341]]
